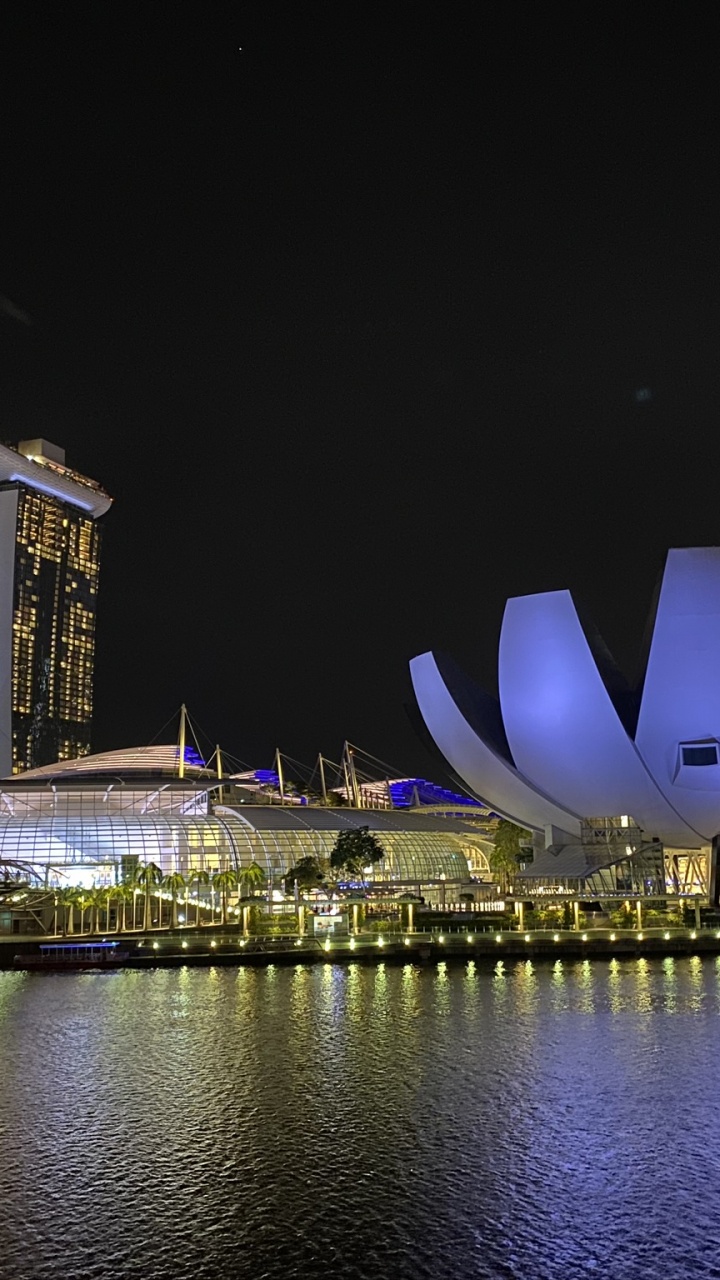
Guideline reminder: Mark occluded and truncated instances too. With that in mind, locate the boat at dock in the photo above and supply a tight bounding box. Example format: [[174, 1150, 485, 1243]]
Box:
[[14, 941, 130, 971]]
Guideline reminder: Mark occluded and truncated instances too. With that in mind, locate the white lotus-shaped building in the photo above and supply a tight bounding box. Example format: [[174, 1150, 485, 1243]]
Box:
[[411, 548, 720, 851]]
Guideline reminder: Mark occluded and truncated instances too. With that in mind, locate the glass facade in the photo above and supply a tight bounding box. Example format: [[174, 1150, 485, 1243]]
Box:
[[0, 815, 247, 888], [10, 487, 102, 773], [0, 785, 484, 888], [216, 822, 474, 883]]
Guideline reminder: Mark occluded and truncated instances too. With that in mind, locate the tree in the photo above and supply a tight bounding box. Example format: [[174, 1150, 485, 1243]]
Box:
[[136, 861, 163, 930], [490, 820, 532, 893], [212, 869, 238, 926], [88, 885, 114, 935], [88, 886, 107, 935], [162, 872, 187, 930], [57, 886, 78, 936], [74, 888, 92, 935], [330, 826, 386, 879], [114, 882, 135, 933], [103, 884, 117, 933], [188, 868, 211, 925], [239, 861, 266, 896], [121, 869, 143, 930], [285, 855, 327, 890]]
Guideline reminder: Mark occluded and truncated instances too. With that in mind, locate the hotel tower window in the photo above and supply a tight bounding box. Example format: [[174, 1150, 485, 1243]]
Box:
[[0, 439, 111, 777]]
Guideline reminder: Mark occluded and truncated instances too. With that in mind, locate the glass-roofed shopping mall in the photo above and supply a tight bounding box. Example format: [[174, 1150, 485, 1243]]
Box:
[[0, 749, 492, 890]]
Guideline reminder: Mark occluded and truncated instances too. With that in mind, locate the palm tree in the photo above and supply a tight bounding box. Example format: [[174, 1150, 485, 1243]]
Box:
[[75, 888, 92, 935], [58, 887, 72, 935], [237, 862, 266, 936], [100, 885, 114, 934], [113, 882, 133, 933], [212, 869, 238, 927], [136, 862, 163, 931], [162, 872, 187, 930], [118, 871, 141, 931], [92, 885, 115, 935], [56, 886, 75, 936], [105, 883, 118, 933], [239, 861, 266, 896], [89, 886, 105, 935], [122, 875, 143, 936], [188, 868, 211, 926]]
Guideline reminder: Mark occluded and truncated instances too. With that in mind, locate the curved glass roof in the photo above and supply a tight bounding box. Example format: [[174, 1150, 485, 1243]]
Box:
[[0, 807, 483, 887]]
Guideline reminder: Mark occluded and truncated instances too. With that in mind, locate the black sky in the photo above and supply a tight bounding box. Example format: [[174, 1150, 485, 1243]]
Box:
[[2, 7, 720, 779]]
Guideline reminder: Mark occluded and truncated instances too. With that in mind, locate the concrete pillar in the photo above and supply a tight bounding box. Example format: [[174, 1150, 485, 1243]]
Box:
[[516, 901, 524, 931], [710, 837, 720, 907], [695, 899, 702, 930], [635, 900, 643, 930], [573, 901, 580, 931], [298, 904, 305, 937], [408, 903, 414, 932]]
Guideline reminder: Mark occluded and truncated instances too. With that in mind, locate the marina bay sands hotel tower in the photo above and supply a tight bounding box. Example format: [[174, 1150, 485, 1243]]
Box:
[[0, 439, 112, 778]]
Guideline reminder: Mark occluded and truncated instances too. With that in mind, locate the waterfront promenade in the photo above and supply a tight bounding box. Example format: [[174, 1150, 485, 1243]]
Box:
[[7, 923, 720, 968]]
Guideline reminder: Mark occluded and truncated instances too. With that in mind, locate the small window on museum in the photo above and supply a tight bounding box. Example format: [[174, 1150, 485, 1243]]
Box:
[[681, 745, 718, 767]]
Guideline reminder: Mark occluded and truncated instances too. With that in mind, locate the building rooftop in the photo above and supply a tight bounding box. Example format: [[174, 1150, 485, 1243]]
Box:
[[218, 804, 491, 836], [7, 744, 208, 782], [0, 440, 111, 518]]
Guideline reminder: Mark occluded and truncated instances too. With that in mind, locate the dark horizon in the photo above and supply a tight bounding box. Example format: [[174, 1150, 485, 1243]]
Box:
[[3, 9, 719, 781]]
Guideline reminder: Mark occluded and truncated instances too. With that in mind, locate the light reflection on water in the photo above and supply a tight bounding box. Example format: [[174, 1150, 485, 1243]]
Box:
[[1, 958, 720, 1279]]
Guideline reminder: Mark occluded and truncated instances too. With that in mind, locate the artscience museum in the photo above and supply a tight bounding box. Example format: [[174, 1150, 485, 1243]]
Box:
[[411, 547, 720, 903]]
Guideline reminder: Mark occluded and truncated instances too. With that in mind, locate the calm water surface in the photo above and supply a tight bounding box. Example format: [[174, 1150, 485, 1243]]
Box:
[[2, 956, 720, 1280]]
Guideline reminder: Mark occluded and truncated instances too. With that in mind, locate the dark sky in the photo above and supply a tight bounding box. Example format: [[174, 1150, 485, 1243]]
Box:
[[2, 8, 719, 780]]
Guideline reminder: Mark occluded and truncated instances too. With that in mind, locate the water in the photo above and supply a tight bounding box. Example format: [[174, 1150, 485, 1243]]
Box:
[[2, 956, 720, 1280]]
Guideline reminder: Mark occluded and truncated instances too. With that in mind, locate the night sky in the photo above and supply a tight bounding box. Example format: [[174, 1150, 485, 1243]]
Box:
[[2, 9, 719, 780]]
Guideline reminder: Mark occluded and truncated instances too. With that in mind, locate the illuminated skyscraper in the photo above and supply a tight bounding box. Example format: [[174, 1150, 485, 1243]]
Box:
[[0, 439, 112, 777]]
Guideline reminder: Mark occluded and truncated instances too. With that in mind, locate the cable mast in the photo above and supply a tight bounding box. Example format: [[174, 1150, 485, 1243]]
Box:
[[178, 703, 187, 779], [275, 747, 286, 803], [343, 741, 362, 808], [318, 753, 328, 804]]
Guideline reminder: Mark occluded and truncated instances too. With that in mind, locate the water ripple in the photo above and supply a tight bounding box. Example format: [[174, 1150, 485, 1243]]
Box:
[[1, 958, 720, 1278]]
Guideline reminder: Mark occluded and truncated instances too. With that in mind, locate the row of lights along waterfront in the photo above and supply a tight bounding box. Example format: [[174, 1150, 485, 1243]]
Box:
[[130, 927, 720, 960]]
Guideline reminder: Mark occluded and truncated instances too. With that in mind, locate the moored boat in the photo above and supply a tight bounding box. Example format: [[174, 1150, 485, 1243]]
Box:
[[14, 941, 130, 971]]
